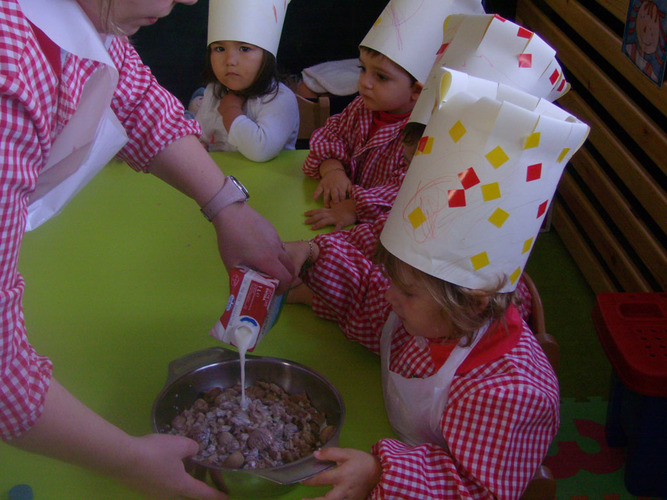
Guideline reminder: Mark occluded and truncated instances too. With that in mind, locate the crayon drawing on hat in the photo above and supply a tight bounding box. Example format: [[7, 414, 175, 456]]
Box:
[[381, 90, 589, 292], [360, 0, 485, 82]]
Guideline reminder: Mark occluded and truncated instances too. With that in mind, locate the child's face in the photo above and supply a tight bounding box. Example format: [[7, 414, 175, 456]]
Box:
[[210, 41, 265, 92], [357, 50, 422, 114], [385, 278, 452, 340]]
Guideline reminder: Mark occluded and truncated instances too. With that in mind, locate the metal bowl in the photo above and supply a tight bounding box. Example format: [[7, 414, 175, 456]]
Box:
[[152, 347, 345, 497]]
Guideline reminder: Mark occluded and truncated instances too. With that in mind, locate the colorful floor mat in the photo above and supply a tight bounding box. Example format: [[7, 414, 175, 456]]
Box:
[[547, 397, 663, 499]]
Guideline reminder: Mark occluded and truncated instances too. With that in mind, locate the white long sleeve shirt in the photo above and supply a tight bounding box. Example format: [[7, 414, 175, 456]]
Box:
[[195, 81, 299, 162]]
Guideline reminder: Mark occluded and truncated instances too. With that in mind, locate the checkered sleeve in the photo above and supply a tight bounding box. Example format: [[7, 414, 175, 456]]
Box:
[[302, 233, 391, 353], [331, 213, 388, 259], [302, 96, 369, 179], [351, 164, 406, 223], [107, 38, 201, 172], [371, 329, 559, 499], [0, 1, 54, 440]]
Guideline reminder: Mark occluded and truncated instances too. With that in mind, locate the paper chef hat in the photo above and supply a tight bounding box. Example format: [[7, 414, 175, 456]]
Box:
[[409, 14, 570, 125], [380, 90, 589, 292], [441, 14, 569, 99], [207, 0, 290, 57], [359, 0, 485, 83]]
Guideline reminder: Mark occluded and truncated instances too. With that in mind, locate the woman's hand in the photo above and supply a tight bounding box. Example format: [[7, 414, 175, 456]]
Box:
[[213, 201, 295, 294], [301, 447, 382, 500], [119, 434, 226, 499], [10, 380, 226, 500], [304, 199, 356, 231]]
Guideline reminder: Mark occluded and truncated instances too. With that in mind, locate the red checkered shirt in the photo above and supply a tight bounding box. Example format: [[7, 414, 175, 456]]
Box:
[[0, 0, 200, 440], [302, 234, 559, 499], [302, 96, 408, 223]]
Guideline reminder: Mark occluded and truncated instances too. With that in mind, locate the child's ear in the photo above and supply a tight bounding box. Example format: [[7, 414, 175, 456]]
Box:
[[410, 81, 424, 103]]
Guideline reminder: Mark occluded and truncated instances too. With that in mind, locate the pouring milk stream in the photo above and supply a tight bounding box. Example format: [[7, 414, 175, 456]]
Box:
[[209, 267, 285, 407]]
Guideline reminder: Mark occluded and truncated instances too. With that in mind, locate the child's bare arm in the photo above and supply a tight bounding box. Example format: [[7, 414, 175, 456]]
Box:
[[313, 159, 352, 207]]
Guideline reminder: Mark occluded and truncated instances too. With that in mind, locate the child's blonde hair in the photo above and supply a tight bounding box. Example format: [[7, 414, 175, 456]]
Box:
[[375, 244, 513, 345]]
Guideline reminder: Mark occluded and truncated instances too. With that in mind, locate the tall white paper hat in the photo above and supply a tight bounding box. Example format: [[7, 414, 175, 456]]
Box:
[[409, 14, 570, 125], [380, 90, 589, 292], [207, 0, 290, 57], [359, 0, 484, 83]]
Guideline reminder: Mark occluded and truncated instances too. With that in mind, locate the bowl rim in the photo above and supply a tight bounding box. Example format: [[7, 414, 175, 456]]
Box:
[[151, 348, 346, 474]]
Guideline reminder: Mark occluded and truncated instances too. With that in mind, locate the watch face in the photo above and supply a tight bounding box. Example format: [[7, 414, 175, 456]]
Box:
[[228, 176, 249, 200]]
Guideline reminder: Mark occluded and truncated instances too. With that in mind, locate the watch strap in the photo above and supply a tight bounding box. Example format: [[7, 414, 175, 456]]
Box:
[[200, 176, 248, 222]]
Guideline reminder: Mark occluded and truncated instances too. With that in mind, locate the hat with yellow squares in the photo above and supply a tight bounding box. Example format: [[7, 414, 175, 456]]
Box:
[[380, 89, 589, 292], [359, 0, 484, 83], [409, 14, 570, 126], [208, 0, 290, 57]]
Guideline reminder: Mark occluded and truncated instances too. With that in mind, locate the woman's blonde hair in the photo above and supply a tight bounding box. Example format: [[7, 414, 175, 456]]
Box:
[[96, 0, 124, 35], [375, 244, 513, 345]]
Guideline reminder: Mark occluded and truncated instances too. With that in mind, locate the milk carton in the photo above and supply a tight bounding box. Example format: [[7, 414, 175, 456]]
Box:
[[209, 266, 284, 351]]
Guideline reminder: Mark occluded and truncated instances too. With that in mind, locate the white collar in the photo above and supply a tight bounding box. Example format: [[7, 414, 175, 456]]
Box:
[[17, 0, 114, 67]]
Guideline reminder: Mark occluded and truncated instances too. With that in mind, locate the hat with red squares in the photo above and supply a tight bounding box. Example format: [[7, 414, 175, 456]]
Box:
[[410, 14, 570, 126], [380, 89, 589, 292]]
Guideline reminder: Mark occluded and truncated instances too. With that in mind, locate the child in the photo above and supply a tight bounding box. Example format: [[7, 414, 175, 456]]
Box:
[[302, 0, 484, 230], [288, 82, 589, 497], [194, 0, 299, 162]]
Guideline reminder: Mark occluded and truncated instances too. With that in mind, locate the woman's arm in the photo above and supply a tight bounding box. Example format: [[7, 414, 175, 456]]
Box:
[[148, 135, 295, 293], [11, 379, 225, 499]]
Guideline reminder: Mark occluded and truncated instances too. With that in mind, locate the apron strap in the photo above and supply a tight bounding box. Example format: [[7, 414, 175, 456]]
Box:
[[28, 20, 62, 78]]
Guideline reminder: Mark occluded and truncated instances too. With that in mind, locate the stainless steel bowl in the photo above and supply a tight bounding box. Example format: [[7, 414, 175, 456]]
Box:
[[152, 347, 345, 497]]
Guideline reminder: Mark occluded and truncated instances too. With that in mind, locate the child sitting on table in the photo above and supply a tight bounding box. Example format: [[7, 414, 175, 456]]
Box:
[[194, 0, 298, 162], [301, 0, 484, 231], [287, 85, 589, 497]]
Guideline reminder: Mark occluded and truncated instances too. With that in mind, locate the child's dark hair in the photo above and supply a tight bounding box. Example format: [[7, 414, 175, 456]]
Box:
[[359, 46, 418, 86], [374, 243, 513, 344], [203, 44, 280, 101], [401, 122, 426, 147]]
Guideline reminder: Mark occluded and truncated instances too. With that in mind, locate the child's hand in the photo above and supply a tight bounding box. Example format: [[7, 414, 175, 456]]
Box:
[[304, 199, 356, 230], [314, 161, 352, 208], [300, 447, 382, 500], [218, 93, 246, 130]]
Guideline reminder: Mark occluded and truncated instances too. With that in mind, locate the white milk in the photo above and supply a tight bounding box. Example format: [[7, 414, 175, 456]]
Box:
[[232, 322, 257, 410]]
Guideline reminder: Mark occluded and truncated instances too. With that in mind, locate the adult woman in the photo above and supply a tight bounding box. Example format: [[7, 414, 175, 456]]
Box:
[[0, 0, 294, 498]]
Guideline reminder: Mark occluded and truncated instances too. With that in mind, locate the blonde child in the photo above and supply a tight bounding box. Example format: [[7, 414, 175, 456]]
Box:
[[195, 0, 299, 162], [286, 237, 558, 499], [302, 0, 484, 230], [287, 71, 589, 496]]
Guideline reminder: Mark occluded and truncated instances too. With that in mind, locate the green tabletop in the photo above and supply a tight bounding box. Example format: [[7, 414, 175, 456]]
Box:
[[2, 150, 394, 499]]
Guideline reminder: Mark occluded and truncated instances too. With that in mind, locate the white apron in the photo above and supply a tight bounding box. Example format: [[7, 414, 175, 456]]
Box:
[[381, 312, 487, 448], [18, 0, 128, 231]]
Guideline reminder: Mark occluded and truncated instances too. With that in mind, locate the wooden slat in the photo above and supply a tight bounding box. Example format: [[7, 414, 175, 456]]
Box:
[[557, 170, 653, 291], [533, 0, 666, 114], [560, 90, 667, 233], [568, 150, 667, 290], [551, 200, 618, 294], [595, 0, 631, 23], [517, 0, 667, 170]]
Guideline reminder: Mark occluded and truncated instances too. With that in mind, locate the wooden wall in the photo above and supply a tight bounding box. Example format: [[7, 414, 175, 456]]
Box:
[[516, 0, 667, 293]]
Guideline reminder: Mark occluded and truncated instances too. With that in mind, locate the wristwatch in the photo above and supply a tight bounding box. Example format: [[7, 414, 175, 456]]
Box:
[[200, 175, 250, 222]]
